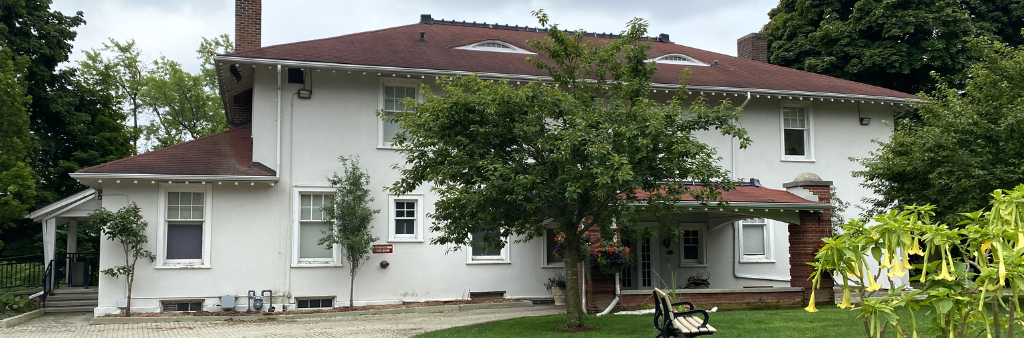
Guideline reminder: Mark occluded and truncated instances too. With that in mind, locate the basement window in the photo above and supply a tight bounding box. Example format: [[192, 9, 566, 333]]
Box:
[[162, 301, 202, 312], [297, 297, 334, 309], [455, 40, 535, 54], [651, 54, 708, 66]]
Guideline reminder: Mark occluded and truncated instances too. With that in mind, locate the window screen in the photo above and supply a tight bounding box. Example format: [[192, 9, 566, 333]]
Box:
[[394, 201, 416, 235], [681, 230, 700, 261], [383, 85, 416, 143], [783, 107, 808, 156], [472, 231, 502, 257], [166, 223, 202, 260]]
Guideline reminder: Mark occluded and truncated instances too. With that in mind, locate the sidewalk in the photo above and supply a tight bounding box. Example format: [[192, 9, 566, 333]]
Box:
[[0, 305, 564, 338]]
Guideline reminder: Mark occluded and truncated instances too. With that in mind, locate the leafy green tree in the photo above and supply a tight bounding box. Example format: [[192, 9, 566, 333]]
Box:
[[88, 203, 154, 317], [854, 36, 1024, 224], [763, 0, 981, 94], [79, 39, 149, 153], [387, 11, 749, 329], [320, 156, 380, 308], [141, 55, 228, 148], [0, 48, 36, 245], [0, 0, 132, 256]]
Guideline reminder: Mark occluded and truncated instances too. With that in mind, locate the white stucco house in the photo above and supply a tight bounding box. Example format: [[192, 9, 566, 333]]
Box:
[[31, 0, 918, 316]]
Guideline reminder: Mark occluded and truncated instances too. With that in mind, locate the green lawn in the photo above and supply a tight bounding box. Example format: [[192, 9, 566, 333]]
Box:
[[414, 306, 907, 338]]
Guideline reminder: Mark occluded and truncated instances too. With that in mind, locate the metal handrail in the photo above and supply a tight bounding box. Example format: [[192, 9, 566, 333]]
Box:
[[42, 260, 53, 306]]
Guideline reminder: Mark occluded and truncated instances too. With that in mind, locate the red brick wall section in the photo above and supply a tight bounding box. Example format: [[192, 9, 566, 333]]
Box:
[[235, 0, 262, 53], [789, 184, 835, 302]]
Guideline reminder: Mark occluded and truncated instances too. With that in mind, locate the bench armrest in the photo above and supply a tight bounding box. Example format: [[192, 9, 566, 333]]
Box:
[[676, 309, 711, 329]]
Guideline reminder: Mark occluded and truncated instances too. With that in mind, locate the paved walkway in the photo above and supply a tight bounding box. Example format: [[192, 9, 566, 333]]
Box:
[[2, 306, 564, 338]]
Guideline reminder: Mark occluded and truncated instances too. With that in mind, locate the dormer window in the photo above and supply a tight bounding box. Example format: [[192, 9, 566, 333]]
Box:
[[651, 54, 708, 66], [455, 40, 535, 54]]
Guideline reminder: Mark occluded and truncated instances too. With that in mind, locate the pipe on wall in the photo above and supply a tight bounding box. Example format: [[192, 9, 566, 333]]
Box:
[[732, 92, 752, 180], [595, 272, 621, 316]]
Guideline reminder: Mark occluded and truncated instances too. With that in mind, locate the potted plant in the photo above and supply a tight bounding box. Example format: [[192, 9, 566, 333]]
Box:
[[589, 241, 632, 274], [684, 271, 710, 289], [544, 273, 568, 305]]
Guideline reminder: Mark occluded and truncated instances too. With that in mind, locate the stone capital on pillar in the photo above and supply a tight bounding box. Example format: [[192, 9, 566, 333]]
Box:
[[784, 173, 835, 302]]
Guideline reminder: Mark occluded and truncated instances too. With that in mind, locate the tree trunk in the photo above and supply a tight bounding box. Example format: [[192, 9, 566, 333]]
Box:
[[350, 273, 355, 308], [126, 278, 133, 317], [562, 223, 586, 329]]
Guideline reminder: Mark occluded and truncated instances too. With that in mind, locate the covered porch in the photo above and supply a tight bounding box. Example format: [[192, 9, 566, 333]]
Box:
[[27, 189, 102, 295], [584, 175, 834, 312]]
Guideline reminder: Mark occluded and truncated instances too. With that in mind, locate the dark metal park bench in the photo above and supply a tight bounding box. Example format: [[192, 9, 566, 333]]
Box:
[[653, 288, 716, 338]]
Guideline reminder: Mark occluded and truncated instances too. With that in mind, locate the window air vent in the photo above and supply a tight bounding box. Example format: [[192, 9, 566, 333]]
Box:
[[162, 301, 202, 312]]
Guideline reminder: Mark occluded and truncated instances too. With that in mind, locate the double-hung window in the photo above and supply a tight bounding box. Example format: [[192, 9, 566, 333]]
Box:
[[388, 195, 423, 242], [738, 218, 773, 262], [159, 185, 212, 268], [678, 223, 706, 266], [468, 230, 510, 264], [379, 80, 419, 148], [542, 228, 564, 267], [298, 193, 335, 264], [782, 105, 813, 160]]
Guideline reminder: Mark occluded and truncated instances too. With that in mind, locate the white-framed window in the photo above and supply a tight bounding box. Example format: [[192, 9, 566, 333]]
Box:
[[388, 194, 424, 242], [157, 185, 213, 268], [650, 54, 708, 66], [467, 230, 510, 264], [378, 78, 421, 149], [454, 40, 535, 54], [541, 228, 564, 268], [781, 104, 814, 161], [678, 223, 707, 267], [293, 187, 340, 267], [737, 218, 774, 263]]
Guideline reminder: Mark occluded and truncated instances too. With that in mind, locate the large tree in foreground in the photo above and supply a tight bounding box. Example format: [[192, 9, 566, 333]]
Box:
[[855, 36, 1024, 224], [387, 11, 749, 329]]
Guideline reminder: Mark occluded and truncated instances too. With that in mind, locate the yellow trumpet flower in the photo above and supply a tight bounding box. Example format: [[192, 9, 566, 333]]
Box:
[[901, 252, 913, 270], [880, 251, 892, 269], [981, 240, 992, 255], [997, 244, 1007, 286], [1017, 233, 1024, 250], [866, 276, 882, 292], [870, 230, 878, 240], [838, 287, 852, 309], [986, 283, 998, 291], [937, 260, 955, 281], [804, 290, 818, 313]]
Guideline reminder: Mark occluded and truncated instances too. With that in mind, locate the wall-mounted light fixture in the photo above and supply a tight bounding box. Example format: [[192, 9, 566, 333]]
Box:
[[857, 102, 870, 125]]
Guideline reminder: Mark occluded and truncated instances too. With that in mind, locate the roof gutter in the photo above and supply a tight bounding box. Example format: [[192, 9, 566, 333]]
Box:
[[213, 56, 919, 104], [70, 173, 280, 183], [665, 201, 831, 211]]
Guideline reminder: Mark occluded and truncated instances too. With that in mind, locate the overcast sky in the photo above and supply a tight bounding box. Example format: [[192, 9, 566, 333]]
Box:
[[52, 0, 781, 72]]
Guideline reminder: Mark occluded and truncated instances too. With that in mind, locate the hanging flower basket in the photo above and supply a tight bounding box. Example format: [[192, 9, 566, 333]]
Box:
[[589, 241, 632, 274]]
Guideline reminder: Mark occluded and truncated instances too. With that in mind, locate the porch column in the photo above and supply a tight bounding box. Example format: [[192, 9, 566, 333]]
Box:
[[783, 174, 834, 302], [43, 217, 56, 267]]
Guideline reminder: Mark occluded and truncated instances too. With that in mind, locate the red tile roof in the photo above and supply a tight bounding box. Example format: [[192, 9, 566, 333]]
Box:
[[226, 21, 915, 100], [77, 125, 273, 177], [633, 185, 821, 204]]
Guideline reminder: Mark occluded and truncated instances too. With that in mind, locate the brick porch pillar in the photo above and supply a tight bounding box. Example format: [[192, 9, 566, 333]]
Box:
[[783, 173, 834, 303]]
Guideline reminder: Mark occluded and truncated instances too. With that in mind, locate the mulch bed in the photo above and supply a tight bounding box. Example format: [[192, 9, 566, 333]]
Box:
[[103, 298, 523, 317]]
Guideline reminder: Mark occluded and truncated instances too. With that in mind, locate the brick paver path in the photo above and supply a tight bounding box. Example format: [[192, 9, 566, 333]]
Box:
[[2, 306, 564, 337]]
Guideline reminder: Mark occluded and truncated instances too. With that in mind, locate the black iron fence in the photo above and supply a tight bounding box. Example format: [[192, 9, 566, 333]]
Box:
[[53, 252, 99, 289], [0, 254, 45, 290]]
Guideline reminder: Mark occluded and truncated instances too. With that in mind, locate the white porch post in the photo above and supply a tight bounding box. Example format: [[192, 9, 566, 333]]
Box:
[[43, 217, 56, 266]]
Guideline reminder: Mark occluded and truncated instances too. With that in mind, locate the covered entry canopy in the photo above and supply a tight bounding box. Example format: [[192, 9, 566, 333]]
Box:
[[27, 189, 99, 267]]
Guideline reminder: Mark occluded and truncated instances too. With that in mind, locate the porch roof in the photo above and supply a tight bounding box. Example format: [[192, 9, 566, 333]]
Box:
[[27, 188, 98, 222], [634, 184, 828, 211]]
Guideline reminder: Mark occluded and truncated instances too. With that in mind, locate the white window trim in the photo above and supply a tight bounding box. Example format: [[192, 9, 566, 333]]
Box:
[[454, 40, 535, 54], [737, 218, 775, 263], [292, 187, 342, 267], [540, 227, 564, 269], [156, 184, 213, 269], [649, 54, 708, 66], [466, 232, 511, 264], [378, 78, 423, 150], [678, 223, 707, 267], [780, 101, 815, 162], [388, 194, 424, 243]]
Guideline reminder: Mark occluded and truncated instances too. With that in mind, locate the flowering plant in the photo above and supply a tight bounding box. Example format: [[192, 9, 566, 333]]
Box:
[[552, 230, 589, 259], [589, 241, 632, 274]]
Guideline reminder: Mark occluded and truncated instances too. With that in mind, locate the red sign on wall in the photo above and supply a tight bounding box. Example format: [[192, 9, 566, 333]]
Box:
[[372, 244, 393, 254]]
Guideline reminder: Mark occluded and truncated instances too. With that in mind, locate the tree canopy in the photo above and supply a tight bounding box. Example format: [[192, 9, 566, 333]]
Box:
[[762, 0, 1024, 94], [388, 11, 749, 328], [854, 36, 1024, 224]]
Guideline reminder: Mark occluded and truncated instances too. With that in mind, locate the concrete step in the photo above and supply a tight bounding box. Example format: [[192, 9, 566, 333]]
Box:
[[524, 297, 555, 305], [44, 306, 94, 313], [46, 293, 98, 301], [52, 287, 98, 295], [45, 299, 97, 307]]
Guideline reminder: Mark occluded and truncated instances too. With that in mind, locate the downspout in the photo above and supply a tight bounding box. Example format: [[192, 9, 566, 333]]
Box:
[[595, 273, 620, 316], [277, 65, 292, 305], [732, 92, 752, 180], [580, 262, 587, 314], [276, 65, 282, 178]]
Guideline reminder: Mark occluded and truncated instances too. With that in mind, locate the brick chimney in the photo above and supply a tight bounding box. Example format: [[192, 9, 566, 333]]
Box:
[[737, 33, 767, 63], [235, 0, 262, 53]]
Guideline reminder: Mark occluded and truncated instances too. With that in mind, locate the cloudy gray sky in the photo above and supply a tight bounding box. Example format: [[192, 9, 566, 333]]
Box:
[[52, 0, 781, 72]]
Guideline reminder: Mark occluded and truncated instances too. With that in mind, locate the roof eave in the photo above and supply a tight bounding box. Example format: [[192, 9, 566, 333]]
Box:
[[214, 56, 920, 103], [70, 172, 280, 183]]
